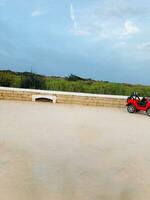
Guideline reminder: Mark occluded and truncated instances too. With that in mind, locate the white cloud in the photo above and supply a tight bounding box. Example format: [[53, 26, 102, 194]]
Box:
[[69, 2, 140, 40], [137, 43, 150, 51], [70, 3, 77, 30], [31, 10, 43, 17], [113, 41, 126, 48], [70, 3, 90, 36], [122, 20, 139, 36], [71, 29, 90, 36]]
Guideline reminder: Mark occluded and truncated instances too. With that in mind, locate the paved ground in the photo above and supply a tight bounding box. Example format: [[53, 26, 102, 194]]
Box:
[[0, 100, 150, 200]]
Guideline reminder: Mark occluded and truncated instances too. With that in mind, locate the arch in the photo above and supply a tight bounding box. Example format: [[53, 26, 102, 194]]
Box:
[[32, 95, 56, 103], [35, 98, 53, 102]]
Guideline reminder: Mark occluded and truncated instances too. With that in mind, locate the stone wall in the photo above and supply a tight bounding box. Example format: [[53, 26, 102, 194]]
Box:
[[0, 87, 127, 108]]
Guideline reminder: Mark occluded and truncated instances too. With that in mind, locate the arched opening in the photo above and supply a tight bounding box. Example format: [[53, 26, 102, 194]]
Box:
[[35, 97, 53, 103], [32, 95, 57, 103]]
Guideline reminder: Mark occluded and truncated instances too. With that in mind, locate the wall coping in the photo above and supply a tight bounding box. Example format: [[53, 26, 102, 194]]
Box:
[[0, 86, 127, 100]]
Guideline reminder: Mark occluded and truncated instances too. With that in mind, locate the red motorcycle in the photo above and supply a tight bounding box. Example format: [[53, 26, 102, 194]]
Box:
[[127, 92, 150, 116]]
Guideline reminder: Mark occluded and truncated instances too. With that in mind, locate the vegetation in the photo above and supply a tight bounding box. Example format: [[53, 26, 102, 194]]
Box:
[[0, 70, 150, 96], [0, 71, 14, 87], [20, 73, 46, 89]]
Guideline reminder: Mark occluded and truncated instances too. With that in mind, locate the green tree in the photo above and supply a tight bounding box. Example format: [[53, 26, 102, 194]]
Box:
[[66, 74, 86, 81], [0, 72, 14, 87], [20, 74, 46, 89]]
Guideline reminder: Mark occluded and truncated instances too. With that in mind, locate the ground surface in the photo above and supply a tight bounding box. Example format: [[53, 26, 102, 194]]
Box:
[[0, 100, 150, 200]]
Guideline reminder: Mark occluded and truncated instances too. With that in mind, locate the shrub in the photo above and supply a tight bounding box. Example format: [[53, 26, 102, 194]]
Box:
[[20, 74, 46, 89], [0, 72, 14, 87]]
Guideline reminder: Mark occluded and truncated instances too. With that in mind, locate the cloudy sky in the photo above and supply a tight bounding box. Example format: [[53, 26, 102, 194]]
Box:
[[0, 0, 150, 84]]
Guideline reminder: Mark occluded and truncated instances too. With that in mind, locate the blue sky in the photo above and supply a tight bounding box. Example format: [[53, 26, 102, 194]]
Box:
[[0, 0, 150, 84]]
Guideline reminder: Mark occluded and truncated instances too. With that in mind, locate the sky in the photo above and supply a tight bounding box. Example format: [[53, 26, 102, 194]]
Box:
[[0, 0, 150, 84]]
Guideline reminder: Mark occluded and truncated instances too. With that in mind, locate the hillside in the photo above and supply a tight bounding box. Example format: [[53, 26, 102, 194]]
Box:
[[0, 70, 150, 96]]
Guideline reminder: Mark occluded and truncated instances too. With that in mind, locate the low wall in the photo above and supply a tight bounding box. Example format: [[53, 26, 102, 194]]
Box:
[[0, 87, 127, 108]]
